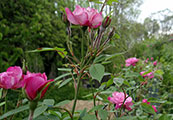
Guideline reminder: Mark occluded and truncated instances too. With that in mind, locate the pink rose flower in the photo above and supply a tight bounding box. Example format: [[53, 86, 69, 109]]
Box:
[[65, 5, 103, 28], [151, 57, 154, 61], [153, 61, 157, 66], [152, 105, 157, 112], [125, 57, 139, 67], [108, 92, 133, 111], [142, 99, 150, 104], [0, 66, 23, 89], [23, 71, 53, 101], [140, 71, 154, 79], [142, 99, 157, 112]]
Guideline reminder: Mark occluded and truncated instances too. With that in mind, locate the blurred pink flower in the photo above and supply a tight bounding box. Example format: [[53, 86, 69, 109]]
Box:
[[145, 60, 148, 63], [125, 57, 139, 67], [152, 105, 157, 112], [140, 71, 154, 79], [65, 5, 103, 28], [151, 57, 154, 61], [0, 66, 23, 89], [108, 92, 133, 111], [23, 71, 53, 101], [142, 99, 157, 112], [142, 99, 150, 104], [153, 61, 157, 66]]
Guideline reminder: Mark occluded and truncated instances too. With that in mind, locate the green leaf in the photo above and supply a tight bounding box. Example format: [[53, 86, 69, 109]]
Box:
[[33, 105, 48, 118], [98, 109, 108, 120], [58, 78, 72, 88], [159, 114, 172, 120], [113, 78, 124, 87], [106, 79, 113, 87], [57, 68, 72, 72], [27, 47, 67, 58], [141, 103, 156, 114], [54, 73, 71, 82], [43, 99, 55, 106], [83, 114, 97, 120], [94, 55, 106, 63], [0, 33, 3, 40], [0, 88, 2, 98], [0, 102, 5, 107], [107, 0, 119, 6], [89, 105, 104, 113], [116, 116, 137, 120], [155, 69, 164, 76], [49, 110, 62, 118], [89, 64, 105, 82], [105, 51, 127, 61], [54, 100, 71, 107], [78, 108, 87, 120], [0, 104, 29, 119]]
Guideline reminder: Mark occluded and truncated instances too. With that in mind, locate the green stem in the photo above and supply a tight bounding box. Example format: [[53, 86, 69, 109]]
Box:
[[28, 110, 34, 120], [81, 30, 84, 60], [71, 73, 82, 116], [4, 95, 7, 113]]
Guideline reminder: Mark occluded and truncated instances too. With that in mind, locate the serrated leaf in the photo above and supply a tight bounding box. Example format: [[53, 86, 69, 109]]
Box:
[[33, 105, 48, 118], [43, 99, 55, 106], [89, 64, 105, 82]]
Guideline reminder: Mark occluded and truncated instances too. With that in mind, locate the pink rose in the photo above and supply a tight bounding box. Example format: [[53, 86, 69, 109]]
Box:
[[0, 66, 23, 89], [108, 92, 133, 111], [65, 5, 103, 28], [140, 71, 154, 79], [125, 57, 139, 67], [151, 57, 154, 61], [23, 71, 53, 101], [142, 99, 150, 104], [142, 99, 157, 112], [152, 105, 157, 112], [153, 61, 157, 66]]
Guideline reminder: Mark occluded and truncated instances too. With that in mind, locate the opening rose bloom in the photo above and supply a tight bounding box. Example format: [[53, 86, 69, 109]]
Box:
[[65, 5, 103, 28], [108, 92, 133, 111], [125, 57, 139, 67], [0, 66, 23, 89], [142, 99, 157, 112], [140, 71, 154, 79], [23, 71, 53, 101]]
